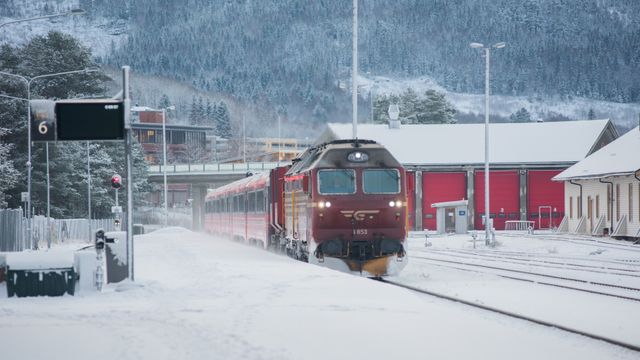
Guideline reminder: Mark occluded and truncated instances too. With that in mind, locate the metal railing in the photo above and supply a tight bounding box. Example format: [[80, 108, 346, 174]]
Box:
[[148, 162, 284, 174]]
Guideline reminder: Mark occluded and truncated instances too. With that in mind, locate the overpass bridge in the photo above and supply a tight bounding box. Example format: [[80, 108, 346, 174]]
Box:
[[146, 162, 287, 229]]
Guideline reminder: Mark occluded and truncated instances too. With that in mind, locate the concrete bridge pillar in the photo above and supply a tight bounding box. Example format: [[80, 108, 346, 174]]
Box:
[[192, 185, 208, 231]]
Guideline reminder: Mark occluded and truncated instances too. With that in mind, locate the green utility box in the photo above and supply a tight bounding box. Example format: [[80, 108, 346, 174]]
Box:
[[6, 268, 76, 297]]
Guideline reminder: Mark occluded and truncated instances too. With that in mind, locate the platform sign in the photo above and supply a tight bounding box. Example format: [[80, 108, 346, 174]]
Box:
[[55, 99, 125, 141], [30, 100, 56, 142]]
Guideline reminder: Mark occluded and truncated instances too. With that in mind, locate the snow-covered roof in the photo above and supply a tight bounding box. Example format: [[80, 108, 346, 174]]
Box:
[[553, 126, 640, 181], [320, 120, 614, 166]]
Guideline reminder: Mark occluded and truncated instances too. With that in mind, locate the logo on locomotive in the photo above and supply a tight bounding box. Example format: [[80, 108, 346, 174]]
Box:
[[340, 210, 380, 221]]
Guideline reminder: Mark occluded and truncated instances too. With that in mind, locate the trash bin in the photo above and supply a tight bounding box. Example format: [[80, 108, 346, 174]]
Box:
[[133, 224, 145, 235], [6, 268, 76, 297]]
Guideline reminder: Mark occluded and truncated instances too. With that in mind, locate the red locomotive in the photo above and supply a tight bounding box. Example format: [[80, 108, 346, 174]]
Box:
[[204, 139, 408, 276]]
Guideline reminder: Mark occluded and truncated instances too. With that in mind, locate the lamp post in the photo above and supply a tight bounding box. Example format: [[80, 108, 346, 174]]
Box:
[[0, 9, 85, 29], [352, 0, 358, 138], [470, 41, 506, 246], [161, 105, 175, 227], [0, 68, 97, 246]]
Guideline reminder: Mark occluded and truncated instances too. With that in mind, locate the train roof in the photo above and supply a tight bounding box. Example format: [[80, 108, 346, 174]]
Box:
[[286, 139, 402, 176], [206, 171, 270, 198]]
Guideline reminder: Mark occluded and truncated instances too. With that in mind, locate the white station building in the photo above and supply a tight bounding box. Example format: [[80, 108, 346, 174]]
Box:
[[554, 126, 640, 238]]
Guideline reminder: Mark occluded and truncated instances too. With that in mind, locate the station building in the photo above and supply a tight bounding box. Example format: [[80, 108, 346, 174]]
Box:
[[317, 120, 618, 231], [553, 126, 640, 238]]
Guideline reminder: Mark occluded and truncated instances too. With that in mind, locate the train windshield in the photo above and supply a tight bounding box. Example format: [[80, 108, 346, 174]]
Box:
[[318, 169, 356, 194], [362, 169, 401, 194]]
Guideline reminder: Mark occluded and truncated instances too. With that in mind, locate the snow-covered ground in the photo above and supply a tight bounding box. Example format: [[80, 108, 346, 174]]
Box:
[[1, 228, 639, 360]]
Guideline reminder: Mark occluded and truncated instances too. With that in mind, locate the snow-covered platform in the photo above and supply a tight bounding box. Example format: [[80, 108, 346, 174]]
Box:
[[0, 228, 638, 360]]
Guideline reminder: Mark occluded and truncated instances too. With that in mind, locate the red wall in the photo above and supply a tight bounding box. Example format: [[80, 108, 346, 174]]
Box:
[[422, 172, 466, 231], [474, 171, 520, 230], [527, 170, 565, 229]]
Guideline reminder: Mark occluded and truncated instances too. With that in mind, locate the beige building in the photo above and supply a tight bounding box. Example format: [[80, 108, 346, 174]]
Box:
[[554, 127, 640, 238]]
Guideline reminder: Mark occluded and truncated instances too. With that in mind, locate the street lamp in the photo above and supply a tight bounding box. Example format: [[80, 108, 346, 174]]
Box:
[[0, 9, 85, 29], [470, 41, 506, 246], [0, 68, 97, 247], [161, 105, 175, 227]]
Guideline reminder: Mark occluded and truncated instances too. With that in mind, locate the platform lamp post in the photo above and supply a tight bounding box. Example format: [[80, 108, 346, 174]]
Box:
[[470, 41, 506, 246], [161, 105, 175, 227], [0, 68, 97, 247]]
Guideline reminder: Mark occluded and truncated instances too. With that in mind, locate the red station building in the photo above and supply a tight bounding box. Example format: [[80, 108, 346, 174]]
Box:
[[317, 120, 618, 231]]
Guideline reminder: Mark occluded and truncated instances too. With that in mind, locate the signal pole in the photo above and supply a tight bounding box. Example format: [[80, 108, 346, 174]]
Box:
[[122, 66, 134, 281]]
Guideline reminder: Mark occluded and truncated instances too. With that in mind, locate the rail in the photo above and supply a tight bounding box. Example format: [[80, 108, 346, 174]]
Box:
[[148, 162, 285, 174]]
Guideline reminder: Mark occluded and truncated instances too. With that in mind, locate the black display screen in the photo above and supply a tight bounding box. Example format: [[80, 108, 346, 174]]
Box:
[[56, 101, 125, 141]]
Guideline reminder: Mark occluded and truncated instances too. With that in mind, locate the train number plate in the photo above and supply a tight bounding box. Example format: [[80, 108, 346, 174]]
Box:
[[355, 229, 368, 235]]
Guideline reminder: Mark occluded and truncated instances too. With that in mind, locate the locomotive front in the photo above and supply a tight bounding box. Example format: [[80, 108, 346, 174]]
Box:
[[305, 140, 408, 276]]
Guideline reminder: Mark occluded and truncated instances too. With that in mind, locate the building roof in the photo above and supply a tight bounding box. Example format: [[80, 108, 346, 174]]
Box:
[[553, 126, 640, 181], [319, 120, 615, 166]]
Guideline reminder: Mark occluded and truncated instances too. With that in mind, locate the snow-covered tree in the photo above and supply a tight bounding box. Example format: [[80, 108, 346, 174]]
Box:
[[510, 108, 532, 123], [215, 101, 232, 139], [0, 128, 19, 208]]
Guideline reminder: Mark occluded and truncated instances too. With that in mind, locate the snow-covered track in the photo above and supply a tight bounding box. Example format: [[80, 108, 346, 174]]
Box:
[[500, 233, 640, 254], [412, 257, 640, 303], [412, 255, 640, 295], [422, 248, 640, 277], [375, 278, 640, 353]]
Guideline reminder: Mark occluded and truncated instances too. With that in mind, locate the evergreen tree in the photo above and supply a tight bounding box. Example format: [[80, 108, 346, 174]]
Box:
[[215, 101, 232, 139], [0, 128, 19, 208], [415, 90, 457, 124], [0, 31, 107, 210], [587, 108, 596, 120], [510, 108, 532, 123]]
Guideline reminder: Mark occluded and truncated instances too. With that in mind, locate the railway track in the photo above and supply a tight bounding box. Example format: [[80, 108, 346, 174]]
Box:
[[375, 278, 640, 353], [411, 255, 640, 297], [421, 248, 640, 277], [412, 257, 640, 303], [499, 233, 640, 254]]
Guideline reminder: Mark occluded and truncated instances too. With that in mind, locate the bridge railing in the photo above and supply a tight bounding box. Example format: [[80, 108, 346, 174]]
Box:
[[148, 162, 285, 174]]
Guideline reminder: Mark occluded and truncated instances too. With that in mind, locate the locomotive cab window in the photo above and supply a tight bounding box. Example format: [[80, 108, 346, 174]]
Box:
[[362, 169, 400, 194], [318, 169, 356, 195]]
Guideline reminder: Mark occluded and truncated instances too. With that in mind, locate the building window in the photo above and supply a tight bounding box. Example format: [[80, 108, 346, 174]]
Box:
[[607, 186, 611, 221], [569, 197, 573, 219], [629, 183, 634, 223], [616, 184, 620, 222], [595, 195, 600, 219], [577, 195, 582, 218]]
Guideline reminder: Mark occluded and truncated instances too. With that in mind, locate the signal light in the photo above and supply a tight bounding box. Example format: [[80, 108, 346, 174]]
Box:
[[111, 174, 122, 189]]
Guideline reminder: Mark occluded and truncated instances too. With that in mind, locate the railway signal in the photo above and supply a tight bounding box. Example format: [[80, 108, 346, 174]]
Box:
[[111, 174, 122, 190]]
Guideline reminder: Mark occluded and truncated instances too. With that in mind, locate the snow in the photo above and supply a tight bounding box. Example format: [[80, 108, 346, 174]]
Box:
[[554, 126, 640, 180], [1, 228, 639, 359], [360, 75, 640, 132], [325, 120, 610, 165], [4, 248, 74, 270], [400, 232, 640, 347]]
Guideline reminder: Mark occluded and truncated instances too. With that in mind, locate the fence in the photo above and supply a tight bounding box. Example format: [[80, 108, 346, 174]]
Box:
[[1, 210, 117, 251], [504, 220, 535, 233], [0, 209, 26, 251]]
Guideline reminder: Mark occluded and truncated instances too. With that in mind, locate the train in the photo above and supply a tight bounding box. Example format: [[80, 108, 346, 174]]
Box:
[[203, 139, 409, 276]]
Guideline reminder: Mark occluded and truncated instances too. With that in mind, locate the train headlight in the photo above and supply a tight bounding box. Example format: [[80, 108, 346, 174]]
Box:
[[389, 201, 396, 207], [389, 200, 403, 208], [319, 201, 332, 208], [395, 200, 403, 208]]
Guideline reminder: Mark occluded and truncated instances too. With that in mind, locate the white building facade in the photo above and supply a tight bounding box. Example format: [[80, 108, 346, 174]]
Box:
[[554, 127, 640, 239]]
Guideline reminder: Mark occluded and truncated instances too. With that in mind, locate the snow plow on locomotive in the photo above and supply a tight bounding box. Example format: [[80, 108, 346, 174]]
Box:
[[204, 139, 408, 276]]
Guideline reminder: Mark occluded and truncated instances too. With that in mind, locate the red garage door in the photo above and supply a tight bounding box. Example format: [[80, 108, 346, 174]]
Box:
[[406, 172, 416, 230], [528, 170, 565, 229], [474, 171, 519, 230], [423, 172, 466, 231]]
